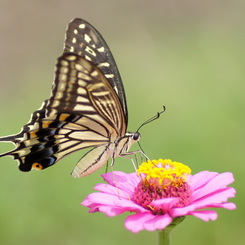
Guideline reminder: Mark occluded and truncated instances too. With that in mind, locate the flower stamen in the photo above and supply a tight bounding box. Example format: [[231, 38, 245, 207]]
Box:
[[133, 159, 192, 214]]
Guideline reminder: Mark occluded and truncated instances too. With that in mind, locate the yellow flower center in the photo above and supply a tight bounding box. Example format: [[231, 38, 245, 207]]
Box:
[[133, 159, 192, 214], [137, 159, 191, 189]]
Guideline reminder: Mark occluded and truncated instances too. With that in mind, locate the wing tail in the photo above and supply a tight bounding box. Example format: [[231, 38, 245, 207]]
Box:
[[0, 135, 17, 158], [0, 135, 17, 143]]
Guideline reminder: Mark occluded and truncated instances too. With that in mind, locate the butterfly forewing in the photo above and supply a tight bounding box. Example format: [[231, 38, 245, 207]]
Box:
[[48, 53, 126, 135], [64, 18, 128, 122]]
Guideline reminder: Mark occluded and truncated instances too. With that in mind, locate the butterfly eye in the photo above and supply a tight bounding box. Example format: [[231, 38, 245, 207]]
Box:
[[133, 132, 140, 141]]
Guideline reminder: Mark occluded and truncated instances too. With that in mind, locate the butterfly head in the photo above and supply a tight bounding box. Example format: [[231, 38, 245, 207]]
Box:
[[115, 132, 140, 155], [125, 132, 141, 142]]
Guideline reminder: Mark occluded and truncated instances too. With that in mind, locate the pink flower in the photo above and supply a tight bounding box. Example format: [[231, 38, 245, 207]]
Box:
[[82, 159, 236, 233]]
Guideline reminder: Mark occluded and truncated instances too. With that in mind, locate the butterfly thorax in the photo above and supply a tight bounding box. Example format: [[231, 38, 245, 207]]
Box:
[[112, 132, 140, 158]]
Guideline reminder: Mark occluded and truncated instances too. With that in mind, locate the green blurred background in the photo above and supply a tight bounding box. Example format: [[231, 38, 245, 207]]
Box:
[[0, 0, 244, 244]]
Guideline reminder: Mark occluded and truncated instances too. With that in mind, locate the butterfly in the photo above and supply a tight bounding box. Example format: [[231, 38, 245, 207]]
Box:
[[0, 18, 141, 178]]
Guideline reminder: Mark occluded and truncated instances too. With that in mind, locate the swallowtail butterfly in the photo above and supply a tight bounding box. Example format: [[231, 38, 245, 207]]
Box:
[[0, 18, 141, 178]]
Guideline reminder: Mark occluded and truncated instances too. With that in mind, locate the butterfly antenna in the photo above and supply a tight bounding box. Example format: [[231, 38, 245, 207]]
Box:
[[137, 141, 148, 158], [136, 106, 166, 132], [135, 106, 166, 158]]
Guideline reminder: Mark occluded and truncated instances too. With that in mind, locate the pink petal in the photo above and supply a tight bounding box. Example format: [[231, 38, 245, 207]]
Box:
[[191, 172, 235, 201], [190, 171, 219, 190], [190, 187, 236, 209], [94, 183, 132, 199], [170, 205, 196, 217], [144, 214, 173, 231], [188, 210, 218, 221], [207, 202, 236, 210], [170, 187, 236, 218], [97, 205, 136, 216], [82, 192, 120, 207], [151, 197, 179, 211], [82, 192, 146, 216], [101, 171, 139, 196], [83, 193, 134, 209], [86, 202, 141, 216], [125, 212, 155, 233], [125, 212, 172, 233]]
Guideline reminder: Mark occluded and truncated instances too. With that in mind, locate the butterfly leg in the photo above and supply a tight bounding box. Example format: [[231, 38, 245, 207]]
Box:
[[119, 150, 149, 172], [121, 150, 149, 162]]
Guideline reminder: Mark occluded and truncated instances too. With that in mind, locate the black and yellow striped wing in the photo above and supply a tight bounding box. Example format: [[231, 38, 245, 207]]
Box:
[[64, 18, 128, 122], [0, 19, 139, 177]]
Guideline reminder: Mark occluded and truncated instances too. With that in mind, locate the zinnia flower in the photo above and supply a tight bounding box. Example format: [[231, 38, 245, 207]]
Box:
[[82, 159, 236, 233]]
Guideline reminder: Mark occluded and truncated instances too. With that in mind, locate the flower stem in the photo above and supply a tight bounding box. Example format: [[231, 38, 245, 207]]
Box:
[[158, 228, 171, 245], [157, 217, 185, 245]]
